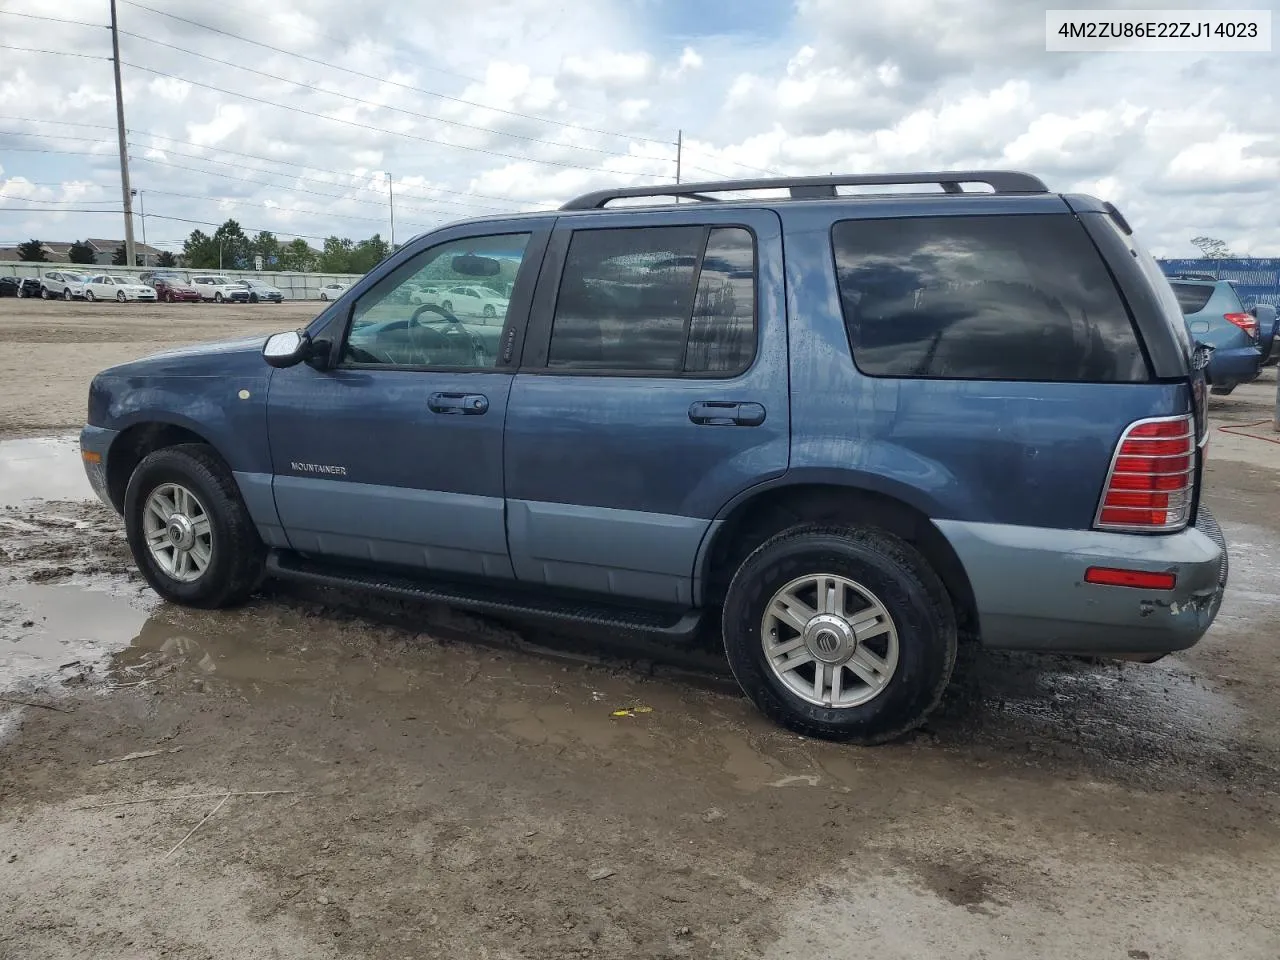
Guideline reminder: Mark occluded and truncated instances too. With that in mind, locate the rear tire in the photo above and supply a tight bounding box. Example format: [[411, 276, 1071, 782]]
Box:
[[721, 524, 957, 744], [124, 444, 266, 609]]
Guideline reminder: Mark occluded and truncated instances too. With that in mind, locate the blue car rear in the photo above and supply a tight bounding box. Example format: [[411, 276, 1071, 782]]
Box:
[[1166, 275, 1263, 394]]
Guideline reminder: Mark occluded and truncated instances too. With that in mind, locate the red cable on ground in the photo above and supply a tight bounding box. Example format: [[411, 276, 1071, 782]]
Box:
[[1218, 419, 1280, 446]]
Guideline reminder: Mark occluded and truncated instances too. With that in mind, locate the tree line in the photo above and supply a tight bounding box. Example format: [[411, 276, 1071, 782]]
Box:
[[180, 219, 392, 273], [13, 218, 394, 274]]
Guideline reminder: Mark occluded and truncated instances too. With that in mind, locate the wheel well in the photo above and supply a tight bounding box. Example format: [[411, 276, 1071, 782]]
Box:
[[105, 423, 214, 511], [702, 484, 979, 634]]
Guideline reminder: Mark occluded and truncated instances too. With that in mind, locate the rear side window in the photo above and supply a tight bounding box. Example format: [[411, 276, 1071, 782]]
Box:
[[547, 225, 757, 375], [832, 214, 1150, 382], [1171, 283, 1215, 314]]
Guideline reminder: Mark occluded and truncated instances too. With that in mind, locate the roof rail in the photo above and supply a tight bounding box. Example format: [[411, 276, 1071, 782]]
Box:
[[1166, 272, 1219, 282], [560, 171, 1050, 211]]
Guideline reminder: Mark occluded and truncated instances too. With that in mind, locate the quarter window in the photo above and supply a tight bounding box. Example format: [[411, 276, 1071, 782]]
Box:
[[831, 214, 1149, 382], [342, 233, 530, 369], [547, 225, 757, 375]]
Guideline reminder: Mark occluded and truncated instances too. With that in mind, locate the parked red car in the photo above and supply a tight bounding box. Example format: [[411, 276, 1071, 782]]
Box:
[[142, 273, 202, 303]]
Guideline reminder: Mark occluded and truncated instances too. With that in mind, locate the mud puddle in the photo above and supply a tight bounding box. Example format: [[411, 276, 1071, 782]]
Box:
[[0, 434, 91, 506]]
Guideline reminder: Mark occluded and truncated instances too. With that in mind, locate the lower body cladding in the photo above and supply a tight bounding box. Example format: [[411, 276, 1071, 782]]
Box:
[[935, 510, 1227, 656]]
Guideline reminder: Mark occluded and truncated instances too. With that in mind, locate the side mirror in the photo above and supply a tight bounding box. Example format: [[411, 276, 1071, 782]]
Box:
[[263, 330, 317, 368]]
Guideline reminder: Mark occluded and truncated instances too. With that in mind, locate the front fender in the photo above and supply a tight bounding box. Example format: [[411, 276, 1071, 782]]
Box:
[[100, 374, 272, 474]]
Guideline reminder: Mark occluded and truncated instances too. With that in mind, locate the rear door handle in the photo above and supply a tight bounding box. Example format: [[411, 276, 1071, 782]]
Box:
[[688, 401, 766, 427], [428, 392, 488, 415]]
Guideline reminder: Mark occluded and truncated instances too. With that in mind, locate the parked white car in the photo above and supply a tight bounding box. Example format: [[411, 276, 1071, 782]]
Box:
[[40, 270, 90, 301], [191, 275, 249, 302], [83, 275, 157, 302], [434, 284, 509, 319], [318, 282, 350, 301]]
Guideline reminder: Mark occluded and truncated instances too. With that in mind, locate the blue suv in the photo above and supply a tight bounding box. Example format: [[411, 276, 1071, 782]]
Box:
[[80, 172, 1229, 743], [1165, 273, 1276, 392]]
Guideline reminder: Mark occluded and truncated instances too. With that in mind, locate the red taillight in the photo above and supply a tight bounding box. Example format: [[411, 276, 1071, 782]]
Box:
[[1095, 415, 1195, 532], [1223, 312, 1258, 338], [1084, 567, 1177, 590]]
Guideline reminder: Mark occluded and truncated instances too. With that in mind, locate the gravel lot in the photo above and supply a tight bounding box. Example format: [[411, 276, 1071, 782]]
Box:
[[1, 297, 1279, 959]]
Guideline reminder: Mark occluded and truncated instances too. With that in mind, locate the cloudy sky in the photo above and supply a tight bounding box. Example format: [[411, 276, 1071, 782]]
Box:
[[0, 0, 1276, 257]]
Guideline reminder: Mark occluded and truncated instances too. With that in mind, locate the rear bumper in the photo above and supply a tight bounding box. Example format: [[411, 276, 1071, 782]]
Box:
[[935, 509, 1227, 655], [1208, 344, 1262, 386]]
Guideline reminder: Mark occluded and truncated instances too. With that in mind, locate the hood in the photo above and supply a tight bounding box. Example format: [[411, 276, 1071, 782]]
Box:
[[100, 334, 271, 378]]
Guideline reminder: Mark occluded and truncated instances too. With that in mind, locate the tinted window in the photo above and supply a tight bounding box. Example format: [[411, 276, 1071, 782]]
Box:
[[685, 228, 756, 374], [1170, 282, 1215, 314], [343, 233, 528, 369], [548, 225, 757, 375], [832, 214, 1149, 382]]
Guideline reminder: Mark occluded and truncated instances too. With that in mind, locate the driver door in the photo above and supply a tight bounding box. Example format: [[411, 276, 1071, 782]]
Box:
[[266, 221, 552, 578]]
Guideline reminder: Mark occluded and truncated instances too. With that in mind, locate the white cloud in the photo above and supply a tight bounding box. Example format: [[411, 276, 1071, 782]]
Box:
[[559, 51, 652, 88]]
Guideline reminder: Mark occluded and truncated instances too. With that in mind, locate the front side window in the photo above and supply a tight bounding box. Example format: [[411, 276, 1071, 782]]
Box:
[[547, 225, 757, 375], [343, 233, 530, 369], [832, 214, 1149, 382]]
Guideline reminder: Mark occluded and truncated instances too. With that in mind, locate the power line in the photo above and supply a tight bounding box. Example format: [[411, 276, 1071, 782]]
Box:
[[0, 11, 779, 180], [0, 12, 106, 28], [0, 207, 127, 213], [119, 0, 676, 149], [128, 153, 506, 219], [117, 31, 677, 166], [139, 187, 444, 230], [0, 43, 108, 61], [119, 60, 674, 180], [1, 117, 530, 208], [2, 127, 522, 214], [0, 195, 120, 205]]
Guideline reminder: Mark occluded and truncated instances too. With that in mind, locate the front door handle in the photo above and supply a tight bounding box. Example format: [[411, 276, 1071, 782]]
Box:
[[428, 392, 488, 415], [689, 401, 766, 427]]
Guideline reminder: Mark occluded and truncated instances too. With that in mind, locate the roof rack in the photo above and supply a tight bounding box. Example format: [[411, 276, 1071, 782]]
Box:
[[560, 171, 1050, 211], [1166, 272, 1219, 282]]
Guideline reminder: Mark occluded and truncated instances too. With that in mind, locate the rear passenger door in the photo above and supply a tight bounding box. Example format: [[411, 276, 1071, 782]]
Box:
[[504, 208, 789, 605]]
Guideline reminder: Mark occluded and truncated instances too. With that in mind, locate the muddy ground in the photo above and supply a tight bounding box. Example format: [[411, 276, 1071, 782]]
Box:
[[1, 299, 1279, 959]]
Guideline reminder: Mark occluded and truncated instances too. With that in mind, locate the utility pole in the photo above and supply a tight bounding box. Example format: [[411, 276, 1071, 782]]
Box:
[[109, 0, 136, 269], [387, 173, 395, 248], [132, 189, 147, 265], [675, 129, 682, 184]]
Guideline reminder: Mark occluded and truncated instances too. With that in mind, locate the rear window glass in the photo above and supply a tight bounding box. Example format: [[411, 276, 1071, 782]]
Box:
[[831, 214, 1150, 382], [1170, 282, 1215, 314]]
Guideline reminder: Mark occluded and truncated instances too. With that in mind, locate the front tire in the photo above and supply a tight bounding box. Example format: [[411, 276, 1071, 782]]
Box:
[[63, 288, 72, 301], [41, 287, 49, 300], [165, 291, 174, 303], [214, 292, 224, 303], [117, 291, 127, 302], [85, 290, 95, 301], [721, 524, 957, 744], [320, 292, 329, 301], [249, 293, 259, 303], [124, 444, 266, 608]]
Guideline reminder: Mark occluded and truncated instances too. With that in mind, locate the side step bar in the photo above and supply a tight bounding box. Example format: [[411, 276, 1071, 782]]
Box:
[[266, 550, 706, 640]]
